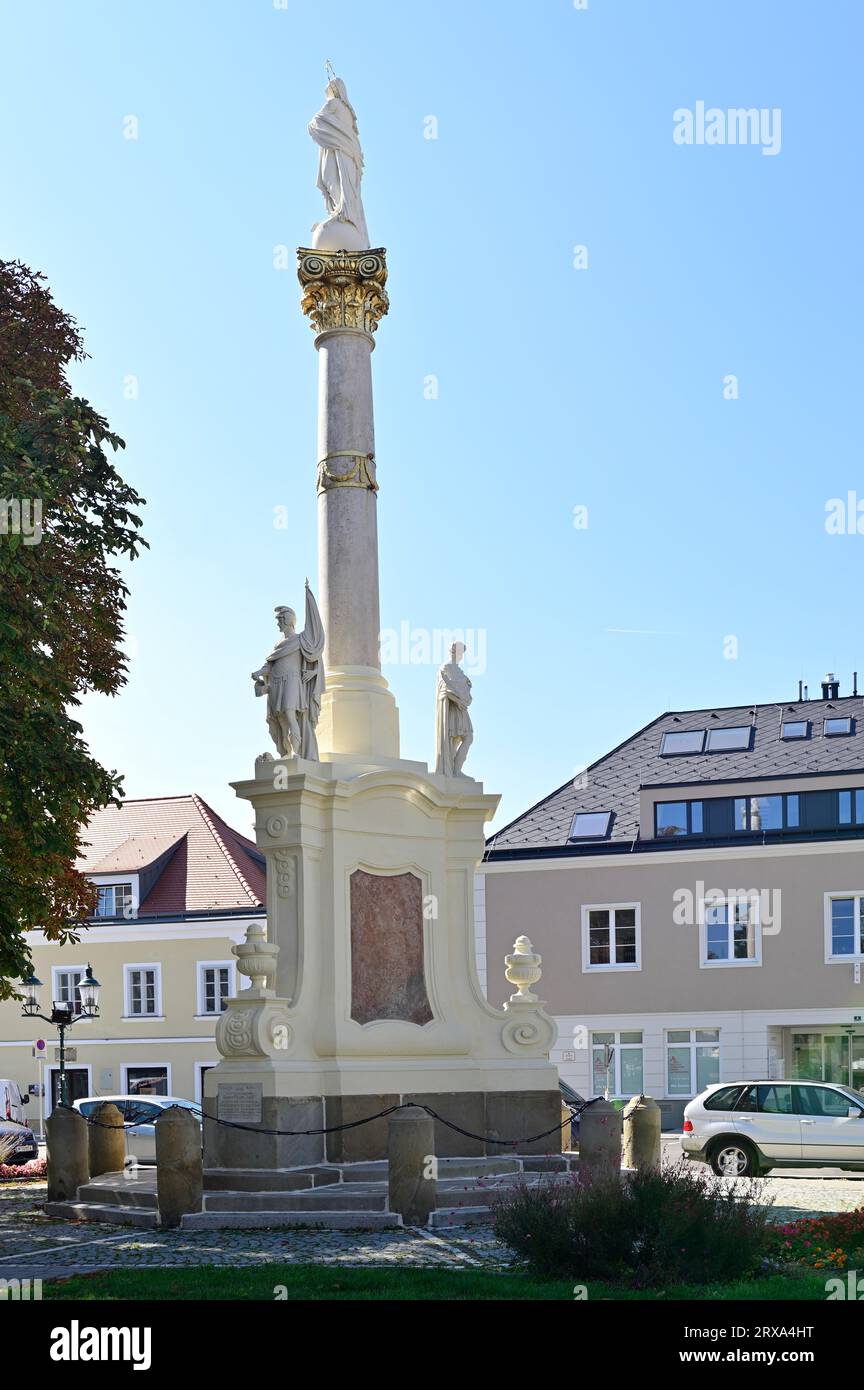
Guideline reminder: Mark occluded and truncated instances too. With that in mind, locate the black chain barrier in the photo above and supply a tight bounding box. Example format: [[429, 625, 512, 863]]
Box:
[[57, 1094, 600, 1148]]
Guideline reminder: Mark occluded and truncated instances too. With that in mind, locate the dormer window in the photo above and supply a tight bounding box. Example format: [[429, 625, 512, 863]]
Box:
[[706, 725, 752, 752], [655, 801, 704, 837], [838, 790, 864, 825], [95, 882, 133, 918], [569, 812, 612, 840], [825, 717, 853, 737], [660, 730, 705, 756]]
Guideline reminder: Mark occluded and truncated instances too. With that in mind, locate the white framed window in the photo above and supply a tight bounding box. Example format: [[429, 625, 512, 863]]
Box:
[[194, 1062, 215, 1105], [94, 881, 134, 918], [824, 893, 864, 963], [51, 966, 86, 1015], [699, 895, 761, 967], [666, 1029, 720, 1098], [123, 963, 162, 1018], [45, 1063, 93, 1116], [120, 1063, 171, 1097], [197, 961, 235, 1016], [591, 1031, 644, 1097], [581, 903, 641, 972]]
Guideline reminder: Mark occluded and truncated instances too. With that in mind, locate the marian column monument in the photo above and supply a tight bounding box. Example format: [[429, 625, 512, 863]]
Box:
[[204, 75, 559, 1170]]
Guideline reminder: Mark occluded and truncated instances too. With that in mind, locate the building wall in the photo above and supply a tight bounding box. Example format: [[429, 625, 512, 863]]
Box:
[[482, 841, 864, 1120], [548, 1006, 864, 1126], [0, 916, 260, 1126], [483, 840, 864, 1016]]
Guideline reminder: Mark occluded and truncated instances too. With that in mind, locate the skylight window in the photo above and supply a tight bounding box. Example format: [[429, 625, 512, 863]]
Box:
[[569, 812, 612, 840], [660, 730, 705, 756], [825, 717, 854, 737], [706, 726, 752, 752], [781, 720, 809, 740]]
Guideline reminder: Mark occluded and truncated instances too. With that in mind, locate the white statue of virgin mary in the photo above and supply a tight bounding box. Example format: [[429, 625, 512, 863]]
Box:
[[308, 76, 370, 252]]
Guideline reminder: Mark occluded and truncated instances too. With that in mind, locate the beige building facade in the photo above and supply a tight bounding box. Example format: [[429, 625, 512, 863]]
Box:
[[0, 795, 265, 1131]]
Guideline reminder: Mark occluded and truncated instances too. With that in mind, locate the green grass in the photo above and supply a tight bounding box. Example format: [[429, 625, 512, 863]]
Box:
[[43, 1265, 829, 1301]]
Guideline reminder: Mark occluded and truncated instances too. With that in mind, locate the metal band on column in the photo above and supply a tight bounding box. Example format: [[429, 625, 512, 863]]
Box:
[[316, 451, 378, 494]]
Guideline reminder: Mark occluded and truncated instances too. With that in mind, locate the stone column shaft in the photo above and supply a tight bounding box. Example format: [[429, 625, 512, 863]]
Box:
[[298, 247, 399, 761], [316, 331, 380, 669]]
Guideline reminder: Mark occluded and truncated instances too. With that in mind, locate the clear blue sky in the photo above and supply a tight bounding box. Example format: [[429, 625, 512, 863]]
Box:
[[3, 0, 862, 835]]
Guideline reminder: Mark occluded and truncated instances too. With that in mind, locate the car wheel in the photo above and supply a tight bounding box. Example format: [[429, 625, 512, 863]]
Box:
[[709, 1140, 760, 1177]]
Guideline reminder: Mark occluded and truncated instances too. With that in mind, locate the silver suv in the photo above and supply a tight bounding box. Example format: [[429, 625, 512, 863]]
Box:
[[681, 1080, 864, 1176]]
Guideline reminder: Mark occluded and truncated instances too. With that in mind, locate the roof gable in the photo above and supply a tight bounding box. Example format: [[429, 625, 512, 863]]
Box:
[[77, 795, 265, 913]]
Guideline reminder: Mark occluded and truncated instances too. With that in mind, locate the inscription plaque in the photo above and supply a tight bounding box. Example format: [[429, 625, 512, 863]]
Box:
[[218, 1082, 263, 1124]]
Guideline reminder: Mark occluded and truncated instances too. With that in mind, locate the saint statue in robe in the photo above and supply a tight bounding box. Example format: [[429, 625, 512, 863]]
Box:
[[308, 76, 370, 251], [434, 642, 474, 777], [252, 582, 326, 761]]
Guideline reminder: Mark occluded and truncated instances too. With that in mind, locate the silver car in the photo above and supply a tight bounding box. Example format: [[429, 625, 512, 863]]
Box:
[[682, 1079, 864, 1176], [74, 1095, 201, 1166]]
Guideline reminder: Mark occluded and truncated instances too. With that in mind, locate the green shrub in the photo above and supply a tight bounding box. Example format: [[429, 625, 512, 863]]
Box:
[[493, 1164, 774, 1287]]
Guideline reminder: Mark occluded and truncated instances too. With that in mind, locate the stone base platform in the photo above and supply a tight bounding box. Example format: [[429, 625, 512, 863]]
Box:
[[202, 1089, 564, 1169], [44, 1152, 579, 1231]]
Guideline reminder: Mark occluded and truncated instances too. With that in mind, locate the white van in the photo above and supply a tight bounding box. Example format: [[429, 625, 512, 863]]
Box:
[[0, 1079, 30, 1126]]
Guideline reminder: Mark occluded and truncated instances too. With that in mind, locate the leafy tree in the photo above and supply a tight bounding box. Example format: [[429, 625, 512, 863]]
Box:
[[0, 260, 146, 995]]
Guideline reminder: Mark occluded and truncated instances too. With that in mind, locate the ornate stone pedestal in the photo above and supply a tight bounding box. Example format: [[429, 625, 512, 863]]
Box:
[[202, 758, 560, 1167]]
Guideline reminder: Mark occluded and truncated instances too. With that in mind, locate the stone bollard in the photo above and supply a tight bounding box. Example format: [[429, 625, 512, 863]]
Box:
[[578, 1099, 623, 1180], [388, 1106, 437, 1226], [622, 1095, 661, 1172], [46, 1106, 89, 1202], [88, 1102, 126, 1178], [155, 1107, 203, 1229]]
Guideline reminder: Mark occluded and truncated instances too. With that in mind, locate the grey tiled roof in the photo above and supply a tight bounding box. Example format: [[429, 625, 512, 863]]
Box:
[[487, 695, 864, 856]]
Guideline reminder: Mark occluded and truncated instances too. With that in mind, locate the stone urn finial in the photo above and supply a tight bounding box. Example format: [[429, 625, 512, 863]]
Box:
[[504, 934, 543, 1004], [234, 922, 279, 995]]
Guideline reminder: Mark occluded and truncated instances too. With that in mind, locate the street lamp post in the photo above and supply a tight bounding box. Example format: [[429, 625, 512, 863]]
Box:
[[21, 966, 101, 1108]]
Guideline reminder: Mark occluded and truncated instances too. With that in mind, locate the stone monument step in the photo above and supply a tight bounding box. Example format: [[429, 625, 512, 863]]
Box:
[[522, 1154, 578, 1171], [202, 1188, 388, 1212], [180, 1209, 402, 1231], [423, 1181, 530, 1209], [204, 1166, 341, 1191], [428, 1207, 495, 1228], [44, 1200, 158, 1228], [76, 1182, 158, 1209]]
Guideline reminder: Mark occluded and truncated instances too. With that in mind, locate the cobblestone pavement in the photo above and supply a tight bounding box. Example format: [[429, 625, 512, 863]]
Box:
[[0, 1172, 861, 1279], [0, 1184, 511, 1278]]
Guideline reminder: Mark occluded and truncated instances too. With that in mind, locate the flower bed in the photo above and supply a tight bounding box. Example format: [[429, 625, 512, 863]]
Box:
[[0, 1159, 46, 1181], [769, 1208, 864, 1271]]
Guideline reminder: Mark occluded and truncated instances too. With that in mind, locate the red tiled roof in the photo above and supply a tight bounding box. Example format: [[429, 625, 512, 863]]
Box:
[[88, 833, 185, 874], [77, 795, 265, 913]]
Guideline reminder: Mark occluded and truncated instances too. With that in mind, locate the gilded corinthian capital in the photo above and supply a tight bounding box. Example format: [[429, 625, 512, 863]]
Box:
[[297, 248, 389, 338]]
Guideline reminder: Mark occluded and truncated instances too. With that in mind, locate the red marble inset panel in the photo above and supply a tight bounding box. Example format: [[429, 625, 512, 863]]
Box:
[[349, 869, 433, 1026]]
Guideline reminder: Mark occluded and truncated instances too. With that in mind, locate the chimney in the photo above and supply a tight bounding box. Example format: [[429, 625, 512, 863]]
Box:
[[821, 672, 840, 700]]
